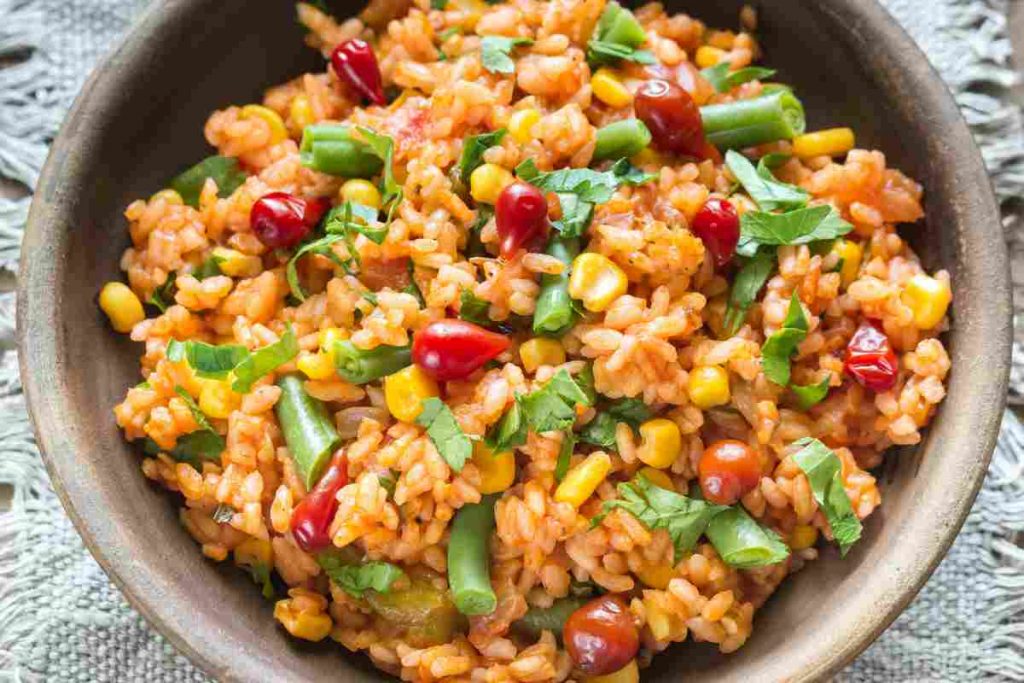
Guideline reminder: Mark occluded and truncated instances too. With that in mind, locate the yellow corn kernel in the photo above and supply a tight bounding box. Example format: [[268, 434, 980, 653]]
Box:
[[789, 524, 819, 551], [568, 253, 629, 312], [638, 466, 674, 491], [240, 104, 288, 144], [901, 273, 952, 330], [234, 537, 273, 567], [199, 380, 242, 419], [470, 163, 515, 205], [586, 660, 640, 683], [384, 365, 440, 423], [99, 282, 145, 333], [687, 365, 731, 409], [643, 599, 683, 642], [150, 189, 183, 205], [695, 45, 727, 69], [211, 246, 262, 278], [831, 239, 863, 288], [636, 563, 675, 590], [273, 600, 333, 642], [630, 147, 663, 167], [297, 352, 337, 381], [289, 94, 315, 132], [319, 327, 347, 360], [792, 127, 855, 159], [508, 108, 541, 143], [519, 338, 566, 373], [591, 68, 633, 108], [555, 451, 612, 508], [472, 442, 516, 494], [339, 178, 382, 209], [637, 418, 682, 469]]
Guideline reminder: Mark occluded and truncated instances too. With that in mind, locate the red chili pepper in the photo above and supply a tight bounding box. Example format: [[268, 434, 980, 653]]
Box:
[[496, 181, 549, 258], [290, 451, 349, 553], [250, 192, 328, 249], [634, 78, 714, 160], [844, 321, 898, 392], [330, 39, 386, 106], [691, 197, 739, 267], [412, 319, 510, 381]]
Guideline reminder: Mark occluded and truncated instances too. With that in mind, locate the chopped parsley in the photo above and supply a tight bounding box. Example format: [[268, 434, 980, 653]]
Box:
[[481, 36, 533, 74], [736, 204, 853, 258], [760, 292, 808, 386], [790, 437, 862, 555], [166, 339, 248, 379], [700, 63, 777, 94], [458, 129, 507, 186], [318, 555, 406, 599], [416, 397, 473, 472], [791, 376, 831, 409], [230, 325, 300, 393], [578, 397, 652, 450], [169, 155, 247, 208], [725, 150, 808, 212], [722, 249, 775, 336]]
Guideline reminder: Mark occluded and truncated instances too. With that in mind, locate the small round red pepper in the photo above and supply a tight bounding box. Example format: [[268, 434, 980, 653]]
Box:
[[250, 192, 329, 249], [495, 181, 549, 258], [412, 319, 511, 381], [330, 39, 386, 106], [844, 321, 898, 392], [290, 451, 349, 553], [691, 197, 740, 267], [634, 78, 713, 160]]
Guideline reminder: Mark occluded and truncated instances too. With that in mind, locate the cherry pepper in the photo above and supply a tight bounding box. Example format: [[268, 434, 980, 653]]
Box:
[[412, 319, 511, 381], [844, 321, 898, 392], [290, 451, 349, 553], [330, 39, 386, 106]]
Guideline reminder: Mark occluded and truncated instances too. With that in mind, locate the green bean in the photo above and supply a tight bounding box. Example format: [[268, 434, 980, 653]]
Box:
[[447, 494, 498, 616], [704, 506, 790, 569], [333, 341, 411, 384], [532, 236, 580, 336], [274, 374, 342, 489], [300, 124, 384, 178], [513, 597, 588, 639], [593, 119, 651, 162], [700, 90, 806, 150]]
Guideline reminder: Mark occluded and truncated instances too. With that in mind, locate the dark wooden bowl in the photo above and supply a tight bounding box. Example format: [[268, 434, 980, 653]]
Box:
[[17, 0, 1012, 680]]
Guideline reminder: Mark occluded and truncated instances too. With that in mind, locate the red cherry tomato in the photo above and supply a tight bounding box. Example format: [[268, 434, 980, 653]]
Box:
[[634, 79, 714, 159], [563, 595, 639, 676], [250, 192, 328, 249], [330, 39, 386, 106], [412, 319, 510, 381], [844, 321, 898, 392], [691, 198, 739, 267], [496, 181, 549, 258], [699, 439, 761, 505], [290, 451, 349, 553]]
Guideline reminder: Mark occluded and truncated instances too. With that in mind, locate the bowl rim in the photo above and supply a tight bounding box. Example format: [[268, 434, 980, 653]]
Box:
[[16, 0, 1011, 680]]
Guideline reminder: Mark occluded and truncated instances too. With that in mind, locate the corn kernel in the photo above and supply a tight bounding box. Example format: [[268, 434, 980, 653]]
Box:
[[150, 189, 183, 205], [240, 104, 288, 144], [637, 562, 674, 590], [297, 352, 337, 381], [789, 524, 819, 551], [687, 365, 731, 409], [637, 418, 682, 469], [211, 246, 262, 278], [831, 239, 863, 288], [555, 451, 612, 508], [643, 599, 682, 642], [472, 441, 516, 494], [340, 178, 382, 209], [591, 68, 633, 109], [99, 282, 145, 333], [384, 365, 440, 423], [695, 45, 727, 69], [273, 600, 332, 642], [792, 127, 855, 159], [638, 466, 674, 491], [901, 273, 952, 330], [234, 537, 273, 567], [319, 327, 347, 359], [289, 94, 316, 133], [519, 338, 566, 373], [568, 253, 629, 312], [508, 108, 541, 143], [586, 660, 640, 683], [199, 380, 242, 419], [470, 163, 515, 205]]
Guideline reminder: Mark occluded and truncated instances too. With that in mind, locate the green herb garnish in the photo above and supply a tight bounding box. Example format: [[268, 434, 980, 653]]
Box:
[[458, 129, 507, 186], [166, 339, 248, 379], [736, 204, 852, 258], [578, 398, 652, 450], [705, 506, 790, 568], [791, 376, 831, 409], [318, 555, 405, 598], [725, 150, 808, 212], [481, 36, 533, 74], [761, 292, 808, 386], [231, 326, 300, 393], [170, 155, 247, 208], [790, 438, 862, 555], [700, 63, 777, 94], [723, 249, 775, 336], [416, 397, 474, 472]]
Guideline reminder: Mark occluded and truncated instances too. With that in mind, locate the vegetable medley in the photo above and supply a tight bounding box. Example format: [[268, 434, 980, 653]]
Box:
[[103, 0, 953, 680]]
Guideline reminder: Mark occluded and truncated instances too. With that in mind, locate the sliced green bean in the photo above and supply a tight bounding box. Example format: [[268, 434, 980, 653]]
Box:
[[300, 124, 384, 177], [532, 236, 579, 336], [593, 119, 651, 162], [700, 90, 806, 150], [333, 341, 411, 384], [275, 374, 341, 489], [448, 494, 498, 616], [513, 597, 588, 639]]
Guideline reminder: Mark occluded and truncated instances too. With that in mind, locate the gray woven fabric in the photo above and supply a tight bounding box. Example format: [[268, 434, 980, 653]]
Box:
[[1, 0, 1024, 681]]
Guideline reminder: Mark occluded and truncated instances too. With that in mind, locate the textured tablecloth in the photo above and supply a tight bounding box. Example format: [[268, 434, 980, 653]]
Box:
[[2, 0, 1024, 680]]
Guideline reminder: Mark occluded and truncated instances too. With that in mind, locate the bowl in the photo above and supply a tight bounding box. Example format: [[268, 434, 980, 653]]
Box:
[[17, 0, 1012, 680]]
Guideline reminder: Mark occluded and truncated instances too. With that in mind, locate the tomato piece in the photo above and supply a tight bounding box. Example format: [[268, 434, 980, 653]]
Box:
[[699, 439, 761, 505], [412, 319, 510, 381], [563, 595, 639, 676], [330, 39, 386, 106], [495, 181, 549, 258], [844, 321, 898, 392], [290, 451, 349, 553], [691, 198, 739, 267]]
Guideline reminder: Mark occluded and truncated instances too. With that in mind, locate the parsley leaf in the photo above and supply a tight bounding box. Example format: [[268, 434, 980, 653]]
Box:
[[552, 193, 596, 238], [231, 326, 300, 393], [723, 249, 775, 336], [286, 234, 352, 300], [166, 339, 249, 379], [484, 398, 527, 453], [193, 255, 224, 280], [791, 376, 831, 409], [586, 41, 655, 67], [287, 202, 385, 300], [700, 63, 777, 94], [318, 555, 405, 598], [578, 398, 652, 449], [325, 201, 387, 244], [430, 0, 446, 8], [791, 438, 862, 555], [147, 272, 177, 313], [586, 1, 651, 68], [355, 127, 402, 207], [481, 36, 533, 74], [736, 204, 853, 258], [704, 506, 790, 568], [246, 562, 276, 599], [170, 386, 226, 465], [725, 150, 809, 212], [761, 292, 809, 386], [520, 368, 592, 433], [458, 288, 492, 326], [416, 397, 473, 472], [594, 476, 727, 561], [555, 432, 576, 481], [459, 129, 507, 186], [170, 155, 248, 208]]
